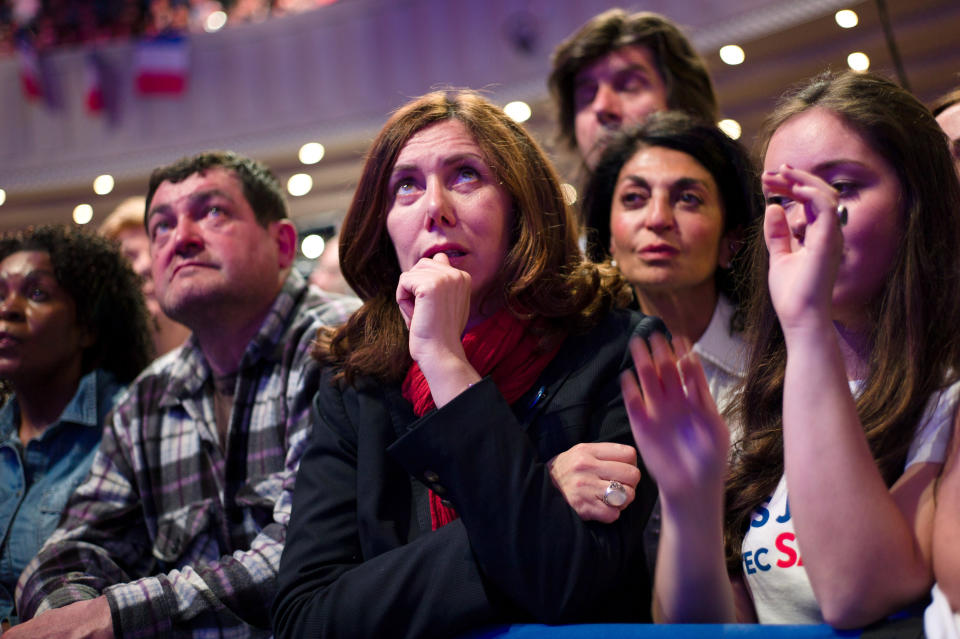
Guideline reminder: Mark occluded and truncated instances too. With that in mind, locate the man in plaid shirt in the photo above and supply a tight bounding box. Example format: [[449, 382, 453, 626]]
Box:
[[11, 151, 358, 638]]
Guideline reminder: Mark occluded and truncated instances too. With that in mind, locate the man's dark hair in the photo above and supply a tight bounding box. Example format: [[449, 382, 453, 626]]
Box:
[[0, 225, 153, 382], [144, 150, 287, 227], [548, 8, 718, 150]]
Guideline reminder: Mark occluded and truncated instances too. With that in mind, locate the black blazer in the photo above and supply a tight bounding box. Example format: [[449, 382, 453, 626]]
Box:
[[273, 308, 665, 639]]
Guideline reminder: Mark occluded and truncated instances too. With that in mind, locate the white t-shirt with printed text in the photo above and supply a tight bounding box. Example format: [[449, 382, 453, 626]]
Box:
[[741, 379, 960, 624]]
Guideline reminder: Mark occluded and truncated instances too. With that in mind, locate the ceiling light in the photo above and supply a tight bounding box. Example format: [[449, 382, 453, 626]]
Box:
[[718, 119, 742, 140], [287, 173, 313, 197], [301, 234, 325, 259], [847, 52, 870, 72], [93, 174, 114, 195], [73, 203, 94, 225], [299, 142, 325, 165], [719, 45, 745, 66], [835, 9, 858, 29], [504, 101, 532, 123]]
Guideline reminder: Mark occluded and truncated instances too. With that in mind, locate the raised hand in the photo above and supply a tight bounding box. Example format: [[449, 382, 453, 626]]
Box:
[[621, 333, 729, 506], [621, 333, 737, 623], [761, 165, 844, 331], [547, 442, 642, 523]]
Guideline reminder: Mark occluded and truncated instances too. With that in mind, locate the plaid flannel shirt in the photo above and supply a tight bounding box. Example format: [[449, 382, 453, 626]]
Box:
[[16, 271, 358, 638]]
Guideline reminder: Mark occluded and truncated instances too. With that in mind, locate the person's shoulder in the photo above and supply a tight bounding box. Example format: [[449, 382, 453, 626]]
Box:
[[300, 286, 361, 327], [131, 344, 187, 384], [109, 343, 193, 414], [277, 286, 358, 352], [594, 307, 668, 343], [316, 364, 385, 402], [553, 308, 665, 373]]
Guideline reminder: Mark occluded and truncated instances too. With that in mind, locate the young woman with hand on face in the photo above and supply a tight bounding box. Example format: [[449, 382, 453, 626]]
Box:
[[624, 71, 960, 627], [272, 90, 666, 639]]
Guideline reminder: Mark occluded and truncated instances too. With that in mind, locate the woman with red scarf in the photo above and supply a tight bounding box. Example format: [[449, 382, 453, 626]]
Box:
[[272, 90, 665, 639]]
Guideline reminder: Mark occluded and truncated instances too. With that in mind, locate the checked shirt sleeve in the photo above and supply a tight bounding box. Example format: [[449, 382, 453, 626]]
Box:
[[97, 335, 324, 637]]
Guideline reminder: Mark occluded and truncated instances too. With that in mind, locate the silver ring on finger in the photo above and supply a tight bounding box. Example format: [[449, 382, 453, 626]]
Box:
[[602, 480, 628, 508]]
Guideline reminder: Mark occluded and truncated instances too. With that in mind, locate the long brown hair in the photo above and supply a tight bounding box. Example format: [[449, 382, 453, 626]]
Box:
[[317, 90, 631, 383], [724, 71, 960, 570]]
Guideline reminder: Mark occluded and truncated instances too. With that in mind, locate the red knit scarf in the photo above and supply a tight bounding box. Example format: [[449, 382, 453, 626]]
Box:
[[401, 307, 562, 529]]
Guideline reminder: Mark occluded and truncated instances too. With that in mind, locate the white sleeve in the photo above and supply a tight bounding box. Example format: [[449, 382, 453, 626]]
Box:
[[906, 379, 960, 468], [925, 584, 960, 639]]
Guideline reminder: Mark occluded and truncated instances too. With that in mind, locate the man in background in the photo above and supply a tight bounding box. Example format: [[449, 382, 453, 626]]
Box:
[[549, 8, 718, 169]]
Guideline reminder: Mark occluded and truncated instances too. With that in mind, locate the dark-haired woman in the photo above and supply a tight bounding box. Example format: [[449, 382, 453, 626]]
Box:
[[549, 112, 761, 527], [584, 110, 760, 415], [0, 226, 151, 629], [272, 90, 664, 639], [627, 71, 960, 628]]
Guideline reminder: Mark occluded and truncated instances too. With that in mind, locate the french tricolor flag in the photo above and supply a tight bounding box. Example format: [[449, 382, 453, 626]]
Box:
[[135, 33, 189, 96], [85, 53, 104, 114], [16, 34, 44, 102]]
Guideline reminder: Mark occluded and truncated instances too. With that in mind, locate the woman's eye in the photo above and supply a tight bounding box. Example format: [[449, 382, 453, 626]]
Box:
[[207, 205, 224, 218], [28, 287, 48, 302], [620, 192, 641, 207], [394, 179, 418, 196], [832, 181, 856, 197], [766, 195, 791, 207], [455, 167, 480, 184], [619, 189, 649, 208], [679, 192, 704, 206]]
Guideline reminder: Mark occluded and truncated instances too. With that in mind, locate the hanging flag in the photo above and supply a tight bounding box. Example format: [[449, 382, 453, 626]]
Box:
[[135, 32, 189, 96], [85, 53, 105, 114], [15, 32, 44, 102]]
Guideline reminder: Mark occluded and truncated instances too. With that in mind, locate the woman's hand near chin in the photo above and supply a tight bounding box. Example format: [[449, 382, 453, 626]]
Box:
[[396, 252, 482, 407]]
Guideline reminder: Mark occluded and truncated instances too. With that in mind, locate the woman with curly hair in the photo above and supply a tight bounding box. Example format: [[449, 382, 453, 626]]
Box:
[[550, 112, 762, 529], [272, 90, 665, 639], [625, 70, 960, 627], [0, 225, 151, 629]]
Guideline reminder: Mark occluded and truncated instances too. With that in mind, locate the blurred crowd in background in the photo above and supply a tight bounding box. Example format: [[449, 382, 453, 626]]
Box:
[[0, 0, 338, 55]]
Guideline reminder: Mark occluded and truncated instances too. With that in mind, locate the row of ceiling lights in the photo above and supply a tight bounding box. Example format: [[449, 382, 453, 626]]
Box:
[[714, 9, 869, 139], [0, 97, 611, 225], [295, 9, 868, 257], [718, 9, 869, 71]]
